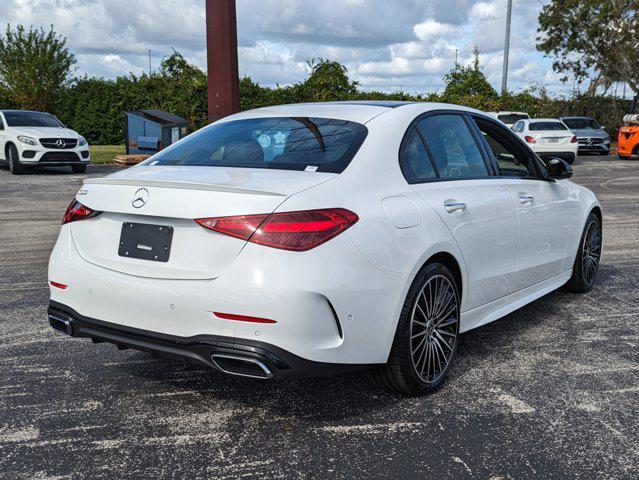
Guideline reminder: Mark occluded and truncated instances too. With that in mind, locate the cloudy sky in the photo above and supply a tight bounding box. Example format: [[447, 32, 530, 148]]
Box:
[[0, 0, 582, 95]]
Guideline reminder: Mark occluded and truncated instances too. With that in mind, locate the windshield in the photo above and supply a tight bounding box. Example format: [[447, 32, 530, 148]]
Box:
[[145, 117, 368, 173], [498, 114, 529, 124], [563, 118, 600, 130], [529, 121, 567, 131], [3, 111, 64, 128]]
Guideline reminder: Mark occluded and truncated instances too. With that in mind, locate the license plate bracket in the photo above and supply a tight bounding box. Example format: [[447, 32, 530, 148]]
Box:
[[118, 222, 173, 262]]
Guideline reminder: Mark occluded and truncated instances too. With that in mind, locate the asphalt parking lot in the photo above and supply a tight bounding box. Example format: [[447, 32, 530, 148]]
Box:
[[1, 156, 637, 479]]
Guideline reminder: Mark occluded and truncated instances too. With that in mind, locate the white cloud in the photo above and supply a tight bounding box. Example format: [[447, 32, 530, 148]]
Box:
[[0, 0, 572, 94]]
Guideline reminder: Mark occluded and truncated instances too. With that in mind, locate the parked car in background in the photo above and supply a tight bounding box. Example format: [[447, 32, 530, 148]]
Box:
[[617, 114, 639, 159], [560, 116, 610, 156], [512, 118, 578, 164], [0, 110, 90, 174], [48, 101, 602, 395], [487, 111, 530, 128]]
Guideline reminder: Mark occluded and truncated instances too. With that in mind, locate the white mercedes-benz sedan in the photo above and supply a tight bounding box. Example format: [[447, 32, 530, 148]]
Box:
[[511, 118, 579, 164], [48, 101, 602, 395]]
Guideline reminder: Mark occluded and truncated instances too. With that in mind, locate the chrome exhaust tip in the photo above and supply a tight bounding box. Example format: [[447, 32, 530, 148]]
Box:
[[49, 313, 73, 335], [211, 353, 273, 380]]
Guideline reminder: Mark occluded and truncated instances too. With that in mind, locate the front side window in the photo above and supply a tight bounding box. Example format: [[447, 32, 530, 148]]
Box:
[[417, 115, 488, 179], [3, 111, 64, 128], [474, 117, 536, 178], [529, 121, 567, 131], [145, 117, 367, 174], [399, 128, 437, 183]]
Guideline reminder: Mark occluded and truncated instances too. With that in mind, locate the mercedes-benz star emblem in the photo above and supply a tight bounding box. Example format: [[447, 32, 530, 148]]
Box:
[[55, 139, 66, 148], [132, 188, 149, 208]]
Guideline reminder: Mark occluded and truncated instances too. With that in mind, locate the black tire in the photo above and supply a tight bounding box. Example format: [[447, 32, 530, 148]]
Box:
[[618, 154, 630, 160], [563, 212, 602, 293], [368, 262, 460, 395], [566, 157, 575, 165], [7, 144, 24, 174], [599, 150, 610, 156], [71, 164, 87, 174]]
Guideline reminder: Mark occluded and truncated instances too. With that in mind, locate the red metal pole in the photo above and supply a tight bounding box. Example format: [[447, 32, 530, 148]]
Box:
[[205, 0, 240, 122]]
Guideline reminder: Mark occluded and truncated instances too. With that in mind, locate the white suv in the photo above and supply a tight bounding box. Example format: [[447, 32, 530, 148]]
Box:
[[0, 110, 90, 174]]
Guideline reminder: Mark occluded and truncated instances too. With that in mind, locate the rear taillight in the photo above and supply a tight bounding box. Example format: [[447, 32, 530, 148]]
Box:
[[524, 135, 536, 144], [196, 208, 359, 251], [570, 135, 578, 143], [62, 199, 101, 224]]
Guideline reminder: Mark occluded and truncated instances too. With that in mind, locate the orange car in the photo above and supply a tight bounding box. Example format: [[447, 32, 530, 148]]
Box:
[[617, 114, 639, 159]]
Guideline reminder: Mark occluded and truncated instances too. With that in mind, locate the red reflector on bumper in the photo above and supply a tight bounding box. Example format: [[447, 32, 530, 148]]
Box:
[[214, 312, 277, 324], [49, 281, 68, 290]]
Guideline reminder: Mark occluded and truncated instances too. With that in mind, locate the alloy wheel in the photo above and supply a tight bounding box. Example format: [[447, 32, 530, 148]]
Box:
[[409, 275, 459, 384], [581, 218, 601, 286]]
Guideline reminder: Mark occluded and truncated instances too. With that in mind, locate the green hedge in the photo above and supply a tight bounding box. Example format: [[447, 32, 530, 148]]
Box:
[[3, 55, 633, 144]]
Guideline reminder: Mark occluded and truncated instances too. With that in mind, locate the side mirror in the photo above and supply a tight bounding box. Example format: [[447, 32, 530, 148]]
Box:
[[546, 158, 573, 180], [600, 125, 606, 130]]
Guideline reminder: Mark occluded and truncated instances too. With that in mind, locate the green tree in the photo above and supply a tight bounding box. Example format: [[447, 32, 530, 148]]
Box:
[[442, 48, 498, 101], [0, 24, 76, 111], [537, 1, 639, 95], [301, 58, 359, 101]]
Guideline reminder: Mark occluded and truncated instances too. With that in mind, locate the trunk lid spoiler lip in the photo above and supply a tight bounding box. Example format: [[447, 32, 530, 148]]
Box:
[[83, 177, 287, 197]]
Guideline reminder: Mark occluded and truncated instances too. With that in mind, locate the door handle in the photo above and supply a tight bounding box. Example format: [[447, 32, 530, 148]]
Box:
[[444, 201, 467, 214], [518, 194, 534, 205]]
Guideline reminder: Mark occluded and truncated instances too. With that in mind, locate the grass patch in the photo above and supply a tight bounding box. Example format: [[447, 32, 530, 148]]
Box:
[[90, 145, 125, 164]]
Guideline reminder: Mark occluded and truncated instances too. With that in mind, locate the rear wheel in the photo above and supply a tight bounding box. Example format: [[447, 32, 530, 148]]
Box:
[[7, 144, 24, 174], [71, 164, 87, 174], [368, 262, 460, 395], [564, 212, 602, 293]]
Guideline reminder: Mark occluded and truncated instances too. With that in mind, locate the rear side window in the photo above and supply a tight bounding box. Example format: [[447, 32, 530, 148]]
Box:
[[417, 115, 488, 179], [399, 128, 437, 183], [145, 117, 367, 174], [529, 121, 567, 131]]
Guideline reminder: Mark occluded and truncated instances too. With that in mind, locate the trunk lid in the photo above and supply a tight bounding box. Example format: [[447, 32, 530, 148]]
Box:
[[71, 166, 336, 279]]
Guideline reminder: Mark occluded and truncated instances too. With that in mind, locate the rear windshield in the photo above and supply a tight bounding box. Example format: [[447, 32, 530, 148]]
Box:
[[145, 117, 368, 173], [498, 114, 529, 124], [563, 118, 600, 129], [529, 121, 567, 131], [3, 111, 64, 127]]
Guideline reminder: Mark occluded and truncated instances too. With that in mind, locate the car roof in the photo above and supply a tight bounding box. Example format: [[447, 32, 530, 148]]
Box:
[[560, 116, 592, 120], [220, 101, 483, 125]]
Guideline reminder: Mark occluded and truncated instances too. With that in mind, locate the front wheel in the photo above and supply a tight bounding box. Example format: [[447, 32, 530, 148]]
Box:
[[7, 144, 24, 174], [368, 262, 460, 395], [71, 164, 87, 174], [564, 212, 602, 293]]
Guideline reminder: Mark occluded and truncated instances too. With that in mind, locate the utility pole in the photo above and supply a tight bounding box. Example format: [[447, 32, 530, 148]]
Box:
[[148, 50, 152, 74], [501, 0, 513, 96], [205, 0, 240, 122], [454, 49, 458, 66]]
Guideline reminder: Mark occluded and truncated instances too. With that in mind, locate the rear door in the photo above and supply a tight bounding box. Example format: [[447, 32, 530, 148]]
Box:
[[470, 116, 580, 289], [402, 112, 519, 310]]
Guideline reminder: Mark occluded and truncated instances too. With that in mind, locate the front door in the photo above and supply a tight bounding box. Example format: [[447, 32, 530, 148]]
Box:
[[471, 115, 578, 290]]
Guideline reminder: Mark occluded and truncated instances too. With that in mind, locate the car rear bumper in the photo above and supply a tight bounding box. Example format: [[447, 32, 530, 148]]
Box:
[[48, 225, 409, 365], [48, 301, 377, 379]]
